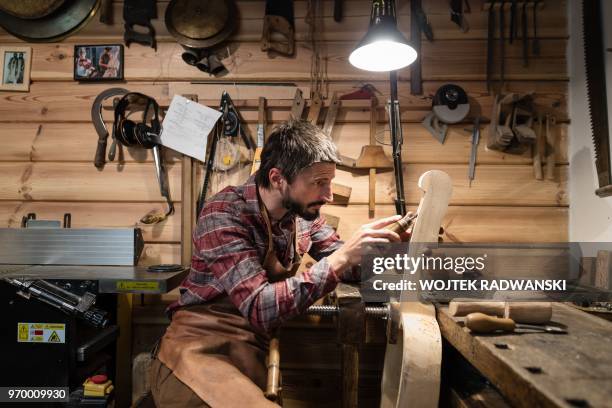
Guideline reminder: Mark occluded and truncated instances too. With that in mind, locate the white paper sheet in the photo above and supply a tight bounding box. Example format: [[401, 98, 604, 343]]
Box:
[[160, 95, 221, 161]]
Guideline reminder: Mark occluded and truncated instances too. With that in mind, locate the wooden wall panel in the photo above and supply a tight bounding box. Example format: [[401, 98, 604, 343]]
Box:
[[0, 80, 567, 123], [0, 1, 567, 42], [0, 122, 567, 165], [8, 39, 566, 82]]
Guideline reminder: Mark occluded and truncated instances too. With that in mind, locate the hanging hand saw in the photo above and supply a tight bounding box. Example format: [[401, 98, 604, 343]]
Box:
[[583, 0, 612, 197], [261, 0, 295, 56]]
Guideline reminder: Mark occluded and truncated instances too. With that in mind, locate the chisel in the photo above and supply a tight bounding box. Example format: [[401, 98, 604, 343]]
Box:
[[466, 312, 567, 334]]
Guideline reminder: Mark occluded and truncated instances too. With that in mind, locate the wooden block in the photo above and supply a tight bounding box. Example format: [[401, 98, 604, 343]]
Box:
[[332, 182, 352, 205], [504, 302, 553, 324]]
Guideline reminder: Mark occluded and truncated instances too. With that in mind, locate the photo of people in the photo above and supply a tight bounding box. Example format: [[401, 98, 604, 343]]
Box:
[[0, 47, 31, 91], [74, 45, 123, 81], [2, 52, 25, 85]]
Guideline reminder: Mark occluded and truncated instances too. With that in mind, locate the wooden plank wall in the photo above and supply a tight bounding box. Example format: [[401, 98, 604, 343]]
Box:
[[0, 1, 568, 406]]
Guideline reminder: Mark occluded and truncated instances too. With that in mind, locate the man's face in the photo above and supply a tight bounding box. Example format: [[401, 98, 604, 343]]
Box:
[[281, 162, 335, 221]]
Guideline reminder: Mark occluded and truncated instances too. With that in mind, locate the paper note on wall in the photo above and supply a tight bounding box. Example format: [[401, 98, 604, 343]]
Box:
[[160, 95, 221, 161]]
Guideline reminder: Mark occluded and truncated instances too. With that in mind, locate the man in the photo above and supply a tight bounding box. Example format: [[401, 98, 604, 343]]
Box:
[[151, 120, 401, 407]]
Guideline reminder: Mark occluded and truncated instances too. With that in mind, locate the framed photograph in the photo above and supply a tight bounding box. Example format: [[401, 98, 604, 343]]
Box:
[[0, 46, 32, 92], [74, 44, 124, 81]]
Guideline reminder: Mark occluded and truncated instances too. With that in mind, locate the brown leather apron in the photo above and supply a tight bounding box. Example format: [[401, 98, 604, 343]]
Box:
[[157, 197, 301, 407]]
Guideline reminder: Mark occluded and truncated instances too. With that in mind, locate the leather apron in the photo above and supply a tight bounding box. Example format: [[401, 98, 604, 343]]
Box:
[[157, 198, 301, 407]]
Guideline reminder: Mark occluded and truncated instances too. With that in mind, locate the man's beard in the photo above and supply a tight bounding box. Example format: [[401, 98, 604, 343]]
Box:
[[281, 191, 326, 221]]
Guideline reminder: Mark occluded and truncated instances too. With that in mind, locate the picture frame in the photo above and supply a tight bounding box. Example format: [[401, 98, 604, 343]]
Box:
[[0, 46, 32, 92], [74, 44, 124, 81]]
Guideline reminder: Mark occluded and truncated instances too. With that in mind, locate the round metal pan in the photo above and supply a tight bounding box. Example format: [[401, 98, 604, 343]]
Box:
[[0, 0, 99, 42], [165, 0, 237, 49]]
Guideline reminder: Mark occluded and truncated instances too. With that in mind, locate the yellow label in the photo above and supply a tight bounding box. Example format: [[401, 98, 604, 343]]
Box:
[[18, 324, 28, 341], [48, 331, 61, 343], [115, 281, 159, 291], [17, 322, 65, 343]]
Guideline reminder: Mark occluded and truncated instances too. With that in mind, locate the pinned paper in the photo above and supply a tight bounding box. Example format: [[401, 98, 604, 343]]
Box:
[[160, 95, 221, 161]]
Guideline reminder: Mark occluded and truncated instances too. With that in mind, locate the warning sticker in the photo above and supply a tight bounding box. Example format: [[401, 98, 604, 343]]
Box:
[[116, 280, 159, 292], [17, 323, 66, 343]]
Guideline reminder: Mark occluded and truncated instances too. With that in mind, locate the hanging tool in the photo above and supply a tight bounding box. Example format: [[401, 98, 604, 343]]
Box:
[[333, 0, 343, 22], [450, 0, 470, 33], [465, 312, 567, 334], [251, 97, 266, 175], [261, 0, 295, 56], [290, 88, 305, 120], [532, 0, 540, 56], [197, 92, 254, 214], [533, 114, 544, 180], [322, 92, 340, 138], [486, 0, 496, 94], [410, 0, 432, 95], [521, 2, 528, 67], [583, 0, 612, 197], [91, 87, 129, 169], [467, 117, 480, 187], [123, 0, 157, 50], [509, 0, 516, 43], [499, 0, 506, 90], [99, 0, 113, 24], [544, 114, 556, 181], [307, 93, 322, 125], [422, 84, 470, 144]]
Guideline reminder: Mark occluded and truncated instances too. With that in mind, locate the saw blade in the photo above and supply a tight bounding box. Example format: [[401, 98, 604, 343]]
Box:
[[583, 0, 612, 191]]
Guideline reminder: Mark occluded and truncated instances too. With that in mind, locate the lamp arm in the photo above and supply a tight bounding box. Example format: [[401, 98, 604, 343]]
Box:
[[388, 70, 407, 216]]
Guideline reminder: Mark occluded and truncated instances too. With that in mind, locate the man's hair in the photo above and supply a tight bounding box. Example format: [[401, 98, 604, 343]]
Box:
[[255, 119, 341, 188]]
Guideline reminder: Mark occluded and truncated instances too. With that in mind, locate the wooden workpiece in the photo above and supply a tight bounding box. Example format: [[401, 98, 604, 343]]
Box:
[[437, 303, 612, 408]]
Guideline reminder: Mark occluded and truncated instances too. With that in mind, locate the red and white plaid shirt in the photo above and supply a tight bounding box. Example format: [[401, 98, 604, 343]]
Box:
[[169, 175, 355, 332]]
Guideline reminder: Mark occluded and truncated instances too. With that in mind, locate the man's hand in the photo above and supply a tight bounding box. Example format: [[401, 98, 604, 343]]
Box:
[[328, 215, 402, 276]]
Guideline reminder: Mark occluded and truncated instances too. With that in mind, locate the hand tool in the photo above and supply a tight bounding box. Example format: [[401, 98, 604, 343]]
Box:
[[532, 115, 544, 180], [532, 0, 540, 56], [545, 114, 556, 180], [422, 84, 470, 144], [583, 0, 612, 197], [465, 312, 567, 334], [261, 0, 295, 56], [123, 0, 157, 50], [91, 88, 129, 169], [499, 0, 505, 90], [521, 2, 528, 67], [333, 0, 343, 22], [450, 0, 470, 33], [197, 91, 254, 214], [486, 0, 496, 94], [410, 0, 433, 95], [467, 117, 480, 187], [250, 97, 266, 175], [509, 0, 517, 43], [450, 299, 553, 324]]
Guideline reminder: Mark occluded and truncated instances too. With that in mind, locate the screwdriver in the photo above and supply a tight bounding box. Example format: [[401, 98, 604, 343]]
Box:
[[465, 312, 567, 334]]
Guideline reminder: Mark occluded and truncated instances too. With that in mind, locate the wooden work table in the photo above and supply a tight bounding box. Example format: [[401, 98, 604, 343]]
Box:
[[436, 303, 612, 408]]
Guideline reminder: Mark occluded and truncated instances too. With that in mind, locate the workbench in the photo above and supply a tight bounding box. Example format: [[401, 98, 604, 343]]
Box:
[[437, 303, 612, 408], [0, 264, 188, 294]]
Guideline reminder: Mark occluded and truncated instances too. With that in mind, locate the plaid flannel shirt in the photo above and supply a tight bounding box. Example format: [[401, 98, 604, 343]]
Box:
[[168, 175, 355, 332]]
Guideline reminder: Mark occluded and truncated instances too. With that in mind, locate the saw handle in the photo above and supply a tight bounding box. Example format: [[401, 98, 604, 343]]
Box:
[[466, 312, 516, 333]]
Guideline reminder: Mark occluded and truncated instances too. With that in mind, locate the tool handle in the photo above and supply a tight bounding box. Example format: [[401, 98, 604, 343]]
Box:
[[94, 138, 107, 169], [265, 336, 281, 401], [466, 312, 516, 333], [449, 299, 505, 317]]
